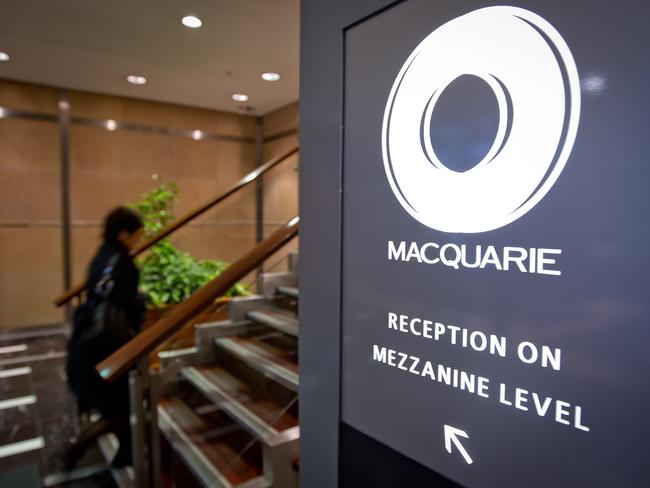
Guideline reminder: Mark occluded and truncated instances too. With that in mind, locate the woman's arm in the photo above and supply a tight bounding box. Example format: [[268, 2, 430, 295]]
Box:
[[110, 256, 145, 331]]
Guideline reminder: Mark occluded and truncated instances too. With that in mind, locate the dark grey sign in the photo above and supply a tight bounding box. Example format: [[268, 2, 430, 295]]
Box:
[[341, 1, 650, 486]]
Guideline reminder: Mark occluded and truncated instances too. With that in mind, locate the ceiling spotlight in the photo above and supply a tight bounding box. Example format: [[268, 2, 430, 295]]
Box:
[[192, 130, 203, 140], [105, 119, 117, 131], [0, 52, 9, 62], [261, 72, 281, 81], [232, 93, 249, 102], [127, 75, 147, 85], [182, 15, 202, 28]]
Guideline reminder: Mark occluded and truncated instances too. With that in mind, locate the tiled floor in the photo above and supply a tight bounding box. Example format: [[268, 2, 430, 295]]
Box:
[[0, 326, 116, 487]]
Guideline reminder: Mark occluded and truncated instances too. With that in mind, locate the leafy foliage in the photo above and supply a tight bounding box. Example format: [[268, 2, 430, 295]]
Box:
[[130, 183, 249, 307], [130, 182, 178, 238]]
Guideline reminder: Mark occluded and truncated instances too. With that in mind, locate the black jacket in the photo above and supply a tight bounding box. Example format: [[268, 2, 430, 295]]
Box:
[[67, 239, 145, 416], [85, 239, 145, 330]]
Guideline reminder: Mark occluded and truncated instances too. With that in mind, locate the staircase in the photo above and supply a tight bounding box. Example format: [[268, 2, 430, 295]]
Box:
[[53, 148, 300, 487], [155, 254, 300, 487]]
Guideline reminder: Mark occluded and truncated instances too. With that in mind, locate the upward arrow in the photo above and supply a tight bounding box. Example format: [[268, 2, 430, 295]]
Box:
[[444, 425, 473, 465]]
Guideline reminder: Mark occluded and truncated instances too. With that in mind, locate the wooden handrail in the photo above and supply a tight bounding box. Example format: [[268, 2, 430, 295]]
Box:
[[95, 216, 299, 383], [54, 145, 299, 307]]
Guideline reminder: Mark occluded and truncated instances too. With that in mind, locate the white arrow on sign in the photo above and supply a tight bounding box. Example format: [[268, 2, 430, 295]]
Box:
[[444, 425, 473, 465]]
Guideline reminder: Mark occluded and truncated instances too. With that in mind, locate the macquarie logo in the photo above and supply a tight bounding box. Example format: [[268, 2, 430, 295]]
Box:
[[381, 6, 581, 234]]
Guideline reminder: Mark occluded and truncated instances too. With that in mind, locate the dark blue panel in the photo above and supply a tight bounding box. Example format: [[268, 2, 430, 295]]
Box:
[[341, 0, 650, 486]]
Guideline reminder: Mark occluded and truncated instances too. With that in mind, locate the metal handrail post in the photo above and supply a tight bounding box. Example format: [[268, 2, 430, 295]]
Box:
[[129, 357, 150, 487], [149, 370, 163, 488]]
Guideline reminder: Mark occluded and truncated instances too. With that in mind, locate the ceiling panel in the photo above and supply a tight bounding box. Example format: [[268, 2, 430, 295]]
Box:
[[0, 0, 299, 115]]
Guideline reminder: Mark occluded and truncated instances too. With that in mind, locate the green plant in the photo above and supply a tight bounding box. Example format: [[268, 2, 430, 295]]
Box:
[[130, 182, 179, 238], [130, 183, 249, 307]]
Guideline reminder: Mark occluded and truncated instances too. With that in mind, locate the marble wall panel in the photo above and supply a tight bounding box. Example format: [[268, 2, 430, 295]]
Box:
[[262, 102, 299, 138], [0, 170, 61, 223], [121, 98, 173, 128], [0, 118, 58, 172], [70, 226, 102, 285], [173, 224, 256, 264], [69, 91, 124, 120], [0, 80, 58, 114], [70, 125, 123, 174], [170, 105, 256, 138], [262, 103, 299, 235], [121, 131, 173, 179], [0, 79, 294, 329], [0, 227, 63, 328]]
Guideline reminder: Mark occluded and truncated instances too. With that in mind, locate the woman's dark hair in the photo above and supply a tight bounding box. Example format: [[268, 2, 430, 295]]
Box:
[[103, 206, 143, 242]]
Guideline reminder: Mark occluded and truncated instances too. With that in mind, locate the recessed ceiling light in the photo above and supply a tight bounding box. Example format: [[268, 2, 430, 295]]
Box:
[[192, 130, 203, 140], [105, 119, 118, 131], [182, 15, 202, 28], [232, 93, 249, 102], [261, 72, 281, 81], [0, 52, 9, 62], [127, 75, 147, 85]]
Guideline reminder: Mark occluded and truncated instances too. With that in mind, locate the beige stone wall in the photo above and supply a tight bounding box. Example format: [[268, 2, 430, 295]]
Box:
[[261, 102, 299, 272], [67, 92, 259, 287], [0, 79, 263, 329], [0, 81, 62, 329]]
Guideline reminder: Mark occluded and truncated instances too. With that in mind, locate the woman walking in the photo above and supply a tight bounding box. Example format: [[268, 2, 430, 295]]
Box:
[[65, 206, 145, 468]]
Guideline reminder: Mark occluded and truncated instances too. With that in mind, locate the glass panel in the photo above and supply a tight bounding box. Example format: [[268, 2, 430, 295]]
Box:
[[160, 381, 264, 485], [261, 137, 299, 273], [152, 138, 299, 484]]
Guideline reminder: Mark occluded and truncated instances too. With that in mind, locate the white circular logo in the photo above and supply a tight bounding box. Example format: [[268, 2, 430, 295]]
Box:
[[382, 6, 581, 233]]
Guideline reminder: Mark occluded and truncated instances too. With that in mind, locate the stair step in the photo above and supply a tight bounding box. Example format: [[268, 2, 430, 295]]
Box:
[[96, 434, 134, 488], [215, 336, 299, 392], [246, 308, 298, 337], [158, 396, 268, 488], [181, 366, 299, 447], [277, 286, 299, 299]]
